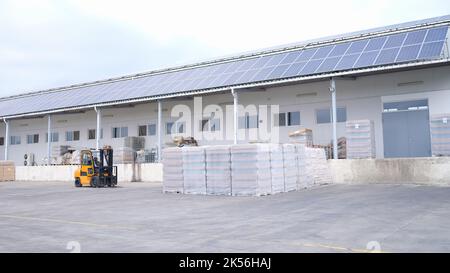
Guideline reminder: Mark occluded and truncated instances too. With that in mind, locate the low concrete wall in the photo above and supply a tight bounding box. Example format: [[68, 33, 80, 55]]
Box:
[[15, 163, 163, 183], [329, 157, 450, 185]]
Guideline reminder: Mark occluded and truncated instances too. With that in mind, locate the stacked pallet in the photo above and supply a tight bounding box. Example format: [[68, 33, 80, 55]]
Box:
[[183, 147, 207, 194], [430, 114, 450, 156], [0, 161, 15, 182], [346, 120, 376, 159], [308, 148, 332, 185], [205, 145, 231, 195], [162, 147, 183, 193], [269, 144, 285, 194], [283, 144, 298, 192], [289, 128, 313, 146], [296, 144, 314, 189], [115, 147, 135, 163], [124, 136, 145, 150], [230, 144, 271, 196]]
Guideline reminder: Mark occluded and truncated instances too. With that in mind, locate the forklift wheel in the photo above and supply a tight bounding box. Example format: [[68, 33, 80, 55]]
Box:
[[90, 177, 98, 188], [75, 179, 82, 188]]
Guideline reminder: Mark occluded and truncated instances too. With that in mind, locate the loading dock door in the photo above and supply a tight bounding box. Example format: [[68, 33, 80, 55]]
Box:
[[382, 100, 431, 158]]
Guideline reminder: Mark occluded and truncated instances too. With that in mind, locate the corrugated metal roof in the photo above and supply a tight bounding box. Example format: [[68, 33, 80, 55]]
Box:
[[1, 15, 450, 119]]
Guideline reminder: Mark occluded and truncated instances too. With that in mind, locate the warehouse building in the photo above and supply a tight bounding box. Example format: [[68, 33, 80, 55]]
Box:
[[1, 15, 450, 166]]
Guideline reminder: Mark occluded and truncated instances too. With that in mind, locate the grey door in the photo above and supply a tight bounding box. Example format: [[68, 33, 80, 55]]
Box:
[[383, 107, 431, 158]]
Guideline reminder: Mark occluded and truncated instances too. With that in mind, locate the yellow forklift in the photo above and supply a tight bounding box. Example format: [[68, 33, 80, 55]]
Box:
[[74, 147, 118, 187]]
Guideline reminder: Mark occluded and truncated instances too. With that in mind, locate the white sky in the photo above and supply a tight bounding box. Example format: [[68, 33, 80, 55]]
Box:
[[1, 0, 449, 96]]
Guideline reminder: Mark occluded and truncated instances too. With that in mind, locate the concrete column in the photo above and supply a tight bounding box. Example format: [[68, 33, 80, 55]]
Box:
[[3, 119, 9, 160], [231, 88, 238, 144], [330, 78, 338, 159], [47, 115, 52, 165], [95, 107, 102, 150], [157, 100, 162, 162]]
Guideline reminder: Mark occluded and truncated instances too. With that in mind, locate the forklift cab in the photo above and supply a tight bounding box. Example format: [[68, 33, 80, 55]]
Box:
[[74, 148, 118, 188]]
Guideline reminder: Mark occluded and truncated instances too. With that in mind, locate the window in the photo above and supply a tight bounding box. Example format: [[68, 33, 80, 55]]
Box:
[[88, 129, 96, 140], [66, 131, 80, 141], [177, 122, 185, 134], [148, 124, 156, 136], [88, 129, 103, 140], [27, 134, 39, 144], [316, 107, 347, 124], [10, 136, 21, 145], [138, 125, 147, 136], [0, 137, 3, 146], [239, 114, 259, 129], [166, 122, 174, 135], [275, 111, 301, 126], [46, 132, 59, 142], [166, 121, 185, 134], [210, 119, 220, 132], [112, 127, 128, 138], [200, 118, 221, 132]]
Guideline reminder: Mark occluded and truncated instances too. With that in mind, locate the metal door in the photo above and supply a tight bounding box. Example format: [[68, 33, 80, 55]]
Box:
[[382, 100, 431, 158]]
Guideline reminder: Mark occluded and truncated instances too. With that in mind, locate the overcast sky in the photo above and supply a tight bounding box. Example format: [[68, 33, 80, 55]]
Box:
[[1, 0, 449, 97]]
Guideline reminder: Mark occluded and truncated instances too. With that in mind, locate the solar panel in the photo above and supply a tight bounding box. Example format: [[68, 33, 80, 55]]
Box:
[[425, 26, 448, 42], [404, 29, 427, 45], [384, 33, 407, 48], [396, 44, 421, 61], [0, 25, 448, 117], [418, 40, 445, 58], [317, 57, 340, 72], [346, 40, 368, 54], [328, 42, 351, 57], [354, 51, 379, 68], [375, 48, 400, 65], [364, 36, 387, 51], [335, 54, 359, 70]]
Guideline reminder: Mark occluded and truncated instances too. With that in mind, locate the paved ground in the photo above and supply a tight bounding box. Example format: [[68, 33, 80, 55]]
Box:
[[1, 181, 450, 252]]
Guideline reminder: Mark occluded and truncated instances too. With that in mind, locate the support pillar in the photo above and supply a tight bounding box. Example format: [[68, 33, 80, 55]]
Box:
[[231, 88, 238, 145], [47, 114, 52, 165], [3, 119, 9, 160], [95, 107, 102, 150], [330, 78, 338, 159], [157, 100, 162, 162]]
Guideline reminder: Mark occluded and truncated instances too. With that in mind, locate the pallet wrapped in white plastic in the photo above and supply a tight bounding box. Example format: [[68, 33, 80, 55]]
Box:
[[231, 144, 272, 196], [309, 148, 332, 185], [162, 147, 183, 193], [182, 147, 207, 195], [296, 144, 314, 189], [282, 144, 298, 192], [206, 145, 231, 195], [269, 144, 285, 194]]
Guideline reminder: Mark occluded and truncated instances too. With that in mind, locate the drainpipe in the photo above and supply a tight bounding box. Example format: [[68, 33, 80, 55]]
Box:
[[3, 119, 9, 160], [94, 106, 102, 150], [330, 77, 338, 159], [231, 88, 238, 145]]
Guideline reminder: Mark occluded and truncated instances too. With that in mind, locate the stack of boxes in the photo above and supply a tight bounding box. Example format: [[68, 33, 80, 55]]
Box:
[[162, 144, 333, 196], [182, 147, 207, 194], [205, 145, 232, 195], [308, 148, 332, 185], [346, 120, 376, 159], [295, 144, 312, 189], [0, 161, 15, 182], [230, 144, 272, 196], [282, 144, 298, 192], [162, 147, 183, 193], [288, 128, 313, 146], [430, 114, 450, 157], [269, 144, 285, 194]]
